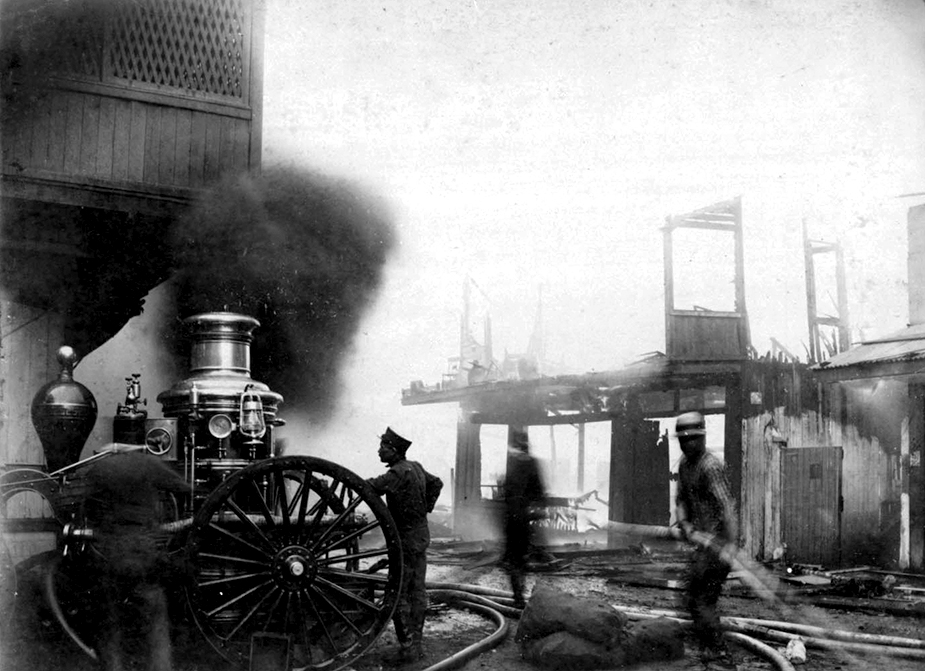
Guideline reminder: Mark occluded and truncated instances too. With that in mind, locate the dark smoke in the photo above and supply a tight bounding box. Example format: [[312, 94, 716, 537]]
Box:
[[170, 167, 397, 422]]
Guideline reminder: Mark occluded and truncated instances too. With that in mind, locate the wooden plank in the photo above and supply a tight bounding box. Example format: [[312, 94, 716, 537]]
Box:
[[79, 95, 100, 177], [95, 96, 115, 180], [52, 77, 253, 119], [203, 116, 221, 182], [7, 107, 32, 173], [157, 106, 177, 185], [174, 108, 192, 186], [143, 105, 159, 183], [111, 100, 131, 181], [189, 111, 206, 187], [28, 96, 51, 171], [232, 118, 249, 173], [127, 101, 146, 182], [62, 94, 83, 175], [245, 0, 264, 166], [47, 92, 68, 173], [220, 116, 236, 176]]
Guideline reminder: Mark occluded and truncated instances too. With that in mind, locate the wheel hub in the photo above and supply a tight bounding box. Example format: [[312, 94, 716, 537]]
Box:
[[274, 546, 317, 590]]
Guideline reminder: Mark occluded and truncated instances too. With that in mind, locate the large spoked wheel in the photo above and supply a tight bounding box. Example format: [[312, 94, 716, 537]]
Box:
[[186, 455, 403, 670]]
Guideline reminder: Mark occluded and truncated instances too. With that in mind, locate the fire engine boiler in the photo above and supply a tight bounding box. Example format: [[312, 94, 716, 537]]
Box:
[[2, 312, 404, 671]]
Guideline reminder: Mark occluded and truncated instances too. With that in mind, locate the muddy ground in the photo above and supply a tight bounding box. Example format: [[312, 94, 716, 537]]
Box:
[[3, 542, 924, 671]]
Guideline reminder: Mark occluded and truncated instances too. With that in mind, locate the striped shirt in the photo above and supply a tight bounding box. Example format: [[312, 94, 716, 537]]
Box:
[[676, 451, 737, 543]]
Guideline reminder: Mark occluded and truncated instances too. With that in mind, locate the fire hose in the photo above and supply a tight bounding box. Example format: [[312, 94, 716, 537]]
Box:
[[606, 521, 925, 664], [423, 586, 512, 671], [425, 581, 799, 671]]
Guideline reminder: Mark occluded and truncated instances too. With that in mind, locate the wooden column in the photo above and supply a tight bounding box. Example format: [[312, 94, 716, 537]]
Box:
[[608, 417, 631, 548], [577, 423, 586, 492], [909, 384, 924, 568], [453, 419, 482, 537], [724, 375, 744, 513]]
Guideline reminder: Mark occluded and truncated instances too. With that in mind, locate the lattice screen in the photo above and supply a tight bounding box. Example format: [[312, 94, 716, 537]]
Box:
[[108, 0, 248, 99]]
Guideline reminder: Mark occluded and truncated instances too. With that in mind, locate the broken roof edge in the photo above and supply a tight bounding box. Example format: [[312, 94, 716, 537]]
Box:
[[401, 358, 744, 407], [812, 323, 925, 382]]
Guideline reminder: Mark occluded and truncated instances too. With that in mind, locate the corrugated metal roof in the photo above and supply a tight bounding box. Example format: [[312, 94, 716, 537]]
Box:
[[814, 323, 925, 370]]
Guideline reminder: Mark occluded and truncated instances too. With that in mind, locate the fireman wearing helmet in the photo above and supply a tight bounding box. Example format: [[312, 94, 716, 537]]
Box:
[[674, 411, 739, 671]]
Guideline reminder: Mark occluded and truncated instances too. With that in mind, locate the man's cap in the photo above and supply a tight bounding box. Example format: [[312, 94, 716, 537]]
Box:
[[508, 427, 530, 450], [380, 427, 412, 452], [675, 411, 706, 438]]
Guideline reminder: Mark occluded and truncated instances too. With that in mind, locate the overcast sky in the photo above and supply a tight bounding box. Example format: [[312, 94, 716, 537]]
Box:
[[260, 1, 925, 485]]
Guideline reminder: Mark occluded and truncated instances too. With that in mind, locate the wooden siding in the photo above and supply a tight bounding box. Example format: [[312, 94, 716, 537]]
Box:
[[2, 89, 252, 197], [780, 446, 842, 566], [742, 409, 828, 561], [741, 375, 907, 567], [667, 311, 748, 361]]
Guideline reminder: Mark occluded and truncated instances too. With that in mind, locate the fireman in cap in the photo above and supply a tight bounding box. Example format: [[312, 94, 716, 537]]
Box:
[[501, 427, 547, 609], [674, 411, 739, 671], [367, 427, 443, 664]]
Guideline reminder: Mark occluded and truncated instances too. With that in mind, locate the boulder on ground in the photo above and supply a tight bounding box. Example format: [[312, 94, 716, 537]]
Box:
[[522, 630, 627, 670], [622, 618, 685, 664], [515, 583, 628, 647]]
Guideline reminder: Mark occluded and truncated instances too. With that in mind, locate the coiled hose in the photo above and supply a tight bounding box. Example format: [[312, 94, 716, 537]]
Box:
[[424, 584, 512, 671], [427, 582, 800, 671], [615, 605, 925, 662]]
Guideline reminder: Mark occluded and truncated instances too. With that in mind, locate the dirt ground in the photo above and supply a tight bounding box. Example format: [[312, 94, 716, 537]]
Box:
[[3, 544, 925, 671]]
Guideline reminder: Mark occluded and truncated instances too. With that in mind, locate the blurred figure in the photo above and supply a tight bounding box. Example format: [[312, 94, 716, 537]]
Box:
[[83, 448, 188, 671], [674, 412, 739, 671], [501, 428, 547, 609], [367, 427, 443, 664]]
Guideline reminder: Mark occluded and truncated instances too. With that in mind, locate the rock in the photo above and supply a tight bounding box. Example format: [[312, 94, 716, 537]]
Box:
[[515, 583, 628, 647], [522, 631, 626, 670], [622, 618, 685, 664]]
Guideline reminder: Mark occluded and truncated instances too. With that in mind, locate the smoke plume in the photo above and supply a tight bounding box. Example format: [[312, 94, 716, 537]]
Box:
[[170, 166, 396, 422]]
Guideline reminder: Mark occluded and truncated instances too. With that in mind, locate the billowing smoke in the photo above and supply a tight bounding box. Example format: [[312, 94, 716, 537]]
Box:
[[169, 167, 396, 422]]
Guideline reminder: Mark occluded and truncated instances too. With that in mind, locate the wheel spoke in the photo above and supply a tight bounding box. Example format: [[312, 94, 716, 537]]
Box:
[[296, 469, 312, 527], [207, 521, 273, 560], [200, 552, 270, 570], [311, 493, 363, 551], [316, 547, 389, 567], [274, 471, 291, 530], [298, 589, 338, 653], [318, 568, 390, 585], [316, 519, 381, 555], [307, 584, 365, 636], [204, 577, 275, 619], [289, 478, 307, 519], [198, 569, 271, 588], [225, 498, 277, 553], [247, 478, 276, 528], [225, 585, 283, 640], [313, 575, 380, 613]]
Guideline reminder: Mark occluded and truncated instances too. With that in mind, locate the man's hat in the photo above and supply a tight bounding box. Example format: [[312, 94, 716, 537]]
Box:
[[675, 411, 706, 438], [508, 427, 530, 451], [380, 427, 412, 452]]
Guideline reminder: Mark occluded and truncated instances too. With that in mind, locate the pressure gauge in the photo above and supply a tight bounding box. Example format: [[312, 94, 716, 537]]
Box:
[[208, 413, 234, 439], [145, 426, 173, 456]]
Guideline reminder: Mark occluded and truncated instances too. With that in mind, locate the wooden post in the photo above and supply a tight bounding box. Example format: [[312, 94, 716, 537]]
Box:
[[724, 375, 744, 514], [663, 219, 674, 356], [549, 425, 557, 491], [453, 419, 482, 538], [901, 415, 911, 569], [577, 423, 586, 492]]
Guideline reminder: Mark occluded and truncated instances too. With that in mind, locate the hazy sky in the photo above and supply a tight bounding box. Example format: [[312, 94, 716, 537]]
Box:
[[259, 1, 925, 485]]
